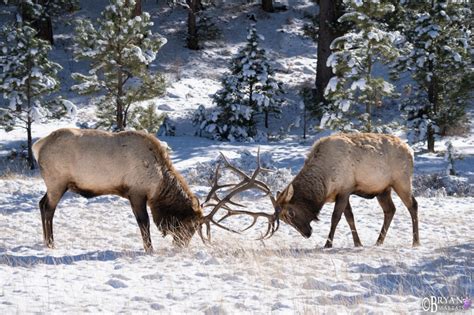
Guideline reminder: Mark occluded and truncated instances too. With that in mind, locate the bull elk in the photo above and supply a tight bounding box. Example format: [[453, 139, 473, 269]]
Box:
[[276, 133, 420, 248], [33, 128, 279, 252]]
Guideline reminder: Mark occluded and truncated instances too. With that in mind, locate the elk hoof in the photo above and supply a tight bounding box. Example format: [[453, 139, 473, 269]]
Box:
[[412, 241, 420, 247], [324, 242, 332, 249], [375, 240, 383, 246], [354, 242, 363, 247]]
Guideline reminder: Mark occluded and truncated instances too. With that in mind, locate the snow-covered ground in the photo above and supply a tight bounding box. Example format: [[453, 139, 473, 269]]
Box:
[[0, 0, 473, 313], [1, 128, 473, 313]]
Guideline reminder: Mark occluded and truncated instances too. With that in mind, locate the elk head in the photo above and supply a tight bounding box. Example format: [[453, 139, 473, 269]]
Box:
[[276, 184, 316, 238], [198, 149, 281, 243]]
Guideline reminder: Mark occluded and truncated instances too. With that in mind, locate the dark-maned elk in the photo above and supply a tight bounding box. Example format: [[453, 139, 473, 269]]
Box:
[[275, 133, 419, 248], [33, 128, 279, 252]]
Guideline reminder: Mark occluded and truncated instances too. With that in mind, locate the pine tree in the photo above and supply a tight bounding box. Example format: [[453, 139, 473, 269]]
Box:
[[394, 1, 472, 152], [237, 25, 283, 129], [203, 75, 255, 141], [129, 104, 165, 134], [198, 25, 284, 141], [0, 22, 63, 169], [322, 0, 402, 132], [71, 0, 166, 131]]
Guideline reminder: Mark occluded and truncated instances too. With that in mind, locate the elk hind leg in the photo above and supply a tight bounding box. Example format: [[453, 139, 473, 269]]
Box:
[[129, 195, 153, 253], [39, 186, 66, 248], [343, 200, 362, 247], [324, 194, 349, 248], [375, 189, 396, 246], [393, 184, 420, 247]]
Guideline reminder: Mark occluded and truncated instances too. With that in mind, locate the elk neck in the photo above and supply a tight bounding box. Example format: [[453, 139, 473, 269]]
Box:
[[291, 166, 328, 219], [152, 165, 202, 220]]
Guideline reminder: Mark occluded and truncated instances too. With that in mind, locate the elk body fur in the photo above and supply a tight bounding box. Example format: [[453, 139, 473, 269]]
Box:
[[33, 128, 202, 252], [277, 133, 419, 247]]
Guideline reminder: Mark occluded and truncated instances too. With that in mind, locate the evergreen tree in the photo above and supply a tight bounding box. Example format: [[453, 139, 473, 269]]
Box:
[[129, 104, 165, 134], [394, 1, 472, 152], [239, 25, 283, 128], [0, 23, 63, 169], [71, 0, 166, 131], [198, 25, 284, 141], [322, 0, 402, 132], [203, 75, 255, 141]]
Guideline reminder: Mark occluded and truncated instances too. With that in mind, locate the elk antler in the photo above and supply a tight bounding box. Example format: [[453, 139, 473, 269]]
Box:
[[198, 148, 281, 243]]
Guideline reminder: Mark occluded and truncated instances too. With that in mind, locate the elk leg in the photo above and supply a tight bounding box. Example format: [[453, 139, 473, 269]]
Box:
[[129, 195, 153, 253], [39, 187, 65, 248], [394, 185, 420, 247], [343, 201, 362, 247], [324, 194, 349, 248], [375, 189, 396, 246]]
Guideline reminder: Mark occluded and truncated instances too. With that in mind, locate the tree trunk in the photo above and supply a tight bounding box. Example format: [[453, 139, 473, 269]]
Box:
[[265, 112, 269, 129], [25, 56, 35, 169], [133, 0, 142, 16], [262, 0, 274, 13], [27, 116, 34, 170], [427, 61, 437, 152], [186, 0, 199, 50], [427, 124, 435, 152], [315, 0, 343, 107], [116, 70, 124, 131], [33, 17, 53, 45]]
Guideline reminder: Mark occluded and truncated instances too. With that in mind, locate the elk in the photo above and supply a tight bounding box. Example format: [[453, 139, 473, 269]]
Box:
[[33, 128, 279, 252], [276, 133, 419, 248]]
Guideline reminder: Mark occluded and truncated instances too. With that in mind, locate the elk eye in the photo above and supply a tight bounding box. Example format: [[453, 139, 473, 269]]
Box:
[[288, 209, 296, 219]]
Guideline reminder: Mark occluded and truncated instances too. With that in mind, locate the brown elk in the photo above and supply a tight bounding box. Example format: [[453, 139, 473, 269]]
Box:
[[33, 128, 279, 252], [276, 133, 419, 248]]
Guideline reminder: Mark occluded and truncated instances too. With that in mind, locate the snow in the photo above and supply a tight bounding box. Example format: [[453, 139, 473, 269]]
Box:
[[0, 0, 472, 313], [350, 78, 367, 91], [62, 99, 77, 119]]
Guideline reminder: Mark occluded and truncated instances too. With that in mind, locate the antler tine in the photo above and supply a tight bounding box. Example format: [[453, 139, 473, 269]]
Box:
[[199, 150, 281, 243], [204, 163, 231, 204], [216, 208, 280, 240], [220, 149, 275, 203]]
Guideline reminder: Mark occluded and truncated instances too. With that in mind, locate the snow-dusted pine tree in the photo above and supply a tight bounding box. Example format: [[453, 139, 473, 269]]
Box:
[[322, 0, 402, 132], [129, 104, 165, 134], [71, 0, 166, 131], [394, 1, 472, 152], [199, 24, 283, 141], [203, 75, 255, 141], [0, 22, 65, 169], [236, 25, 283, 129]]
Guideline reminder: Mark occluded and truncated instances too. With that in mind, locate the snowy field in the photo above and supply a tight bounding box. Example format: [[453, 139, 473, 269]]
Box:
[[1, 128, 473, 313], [0, 0, 473, 313]]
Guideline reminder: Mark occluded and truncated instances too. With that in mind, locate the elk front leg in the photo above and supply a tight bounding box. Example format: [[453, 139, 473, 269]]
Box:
[[130, 195, 153, 253], [343, 200, 362, 247], [324, 194, 349, 248]]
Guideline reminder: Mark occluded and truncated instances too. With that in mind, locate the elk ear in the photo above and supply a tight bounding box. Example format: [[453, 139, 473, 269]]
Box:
[[281, 184, 294, 203], [192, 196, 200, 211]]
